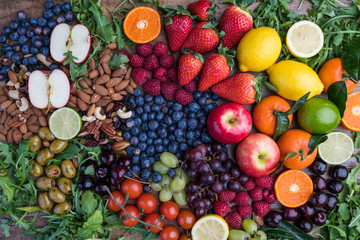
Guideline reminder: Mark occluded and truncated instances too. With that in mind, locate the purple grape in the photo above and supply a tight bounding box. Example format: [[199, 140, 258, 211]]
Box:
[[198, 162, 211, 174], [201, 173, 215, 185], [218, 151, 228, 162], [222, 160, 234, 171], [195, 144, 208, 156], [207, 190, 216, 198], [193, 198, 206, 210], [187, 170, 198, 178], [219, 172, 230, 183], [238, 173, 250, 184], [230, 167, 241, 178], [204, 198, 212, 209], [195, 208, 206, 218], [209, 159, 221, 170], [189, 149, 202, 162], [190, 161, 201, 171], [211, 180, 223, 193], [186, 193, 197, 204], [229, 180, 241, 192], [212, 143, 222, 153], [187, 182, 199, 193]]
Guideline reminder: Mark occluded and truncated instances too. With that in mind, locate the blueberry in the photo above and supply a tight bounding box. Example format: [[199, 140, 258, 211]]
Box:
[[43, 36, 50, 46], [195, 130, 201, 138], [29, 18, 38, 26], [188, 118, 199, 130], [172, 103, 182, 111], [141, 122, 149, 132], [34, 39, 43, 48], [61, 2, 71, 12], [199, 116, 207, 125], [43, 9, 54, 19], [193, 91, 202, 100], [34, 26, 43, 35], [130, 127, 140, 135], [196, 111, 205, 118], [2, 45, 11, 52], [201, 131, 212, 143], [175, 129, 184, 136], [52, 5, 62, 15], [126, 146, 134, 155], [141, 112, 148, 122], [31, 35, 41, 45], [11, 54, 21, 63], [153, 139, 162, 145], [123, 131, 131, 140], [169, 142, 179, 154], [193, 139, 202, 147], [28, 55, 38, 65], [131, 165, 141, 173], [180, 143, 188, 151], [146, 138, 153, 145], [125, 171, 133, 178], [154, 95, 165, 106], [0, 35, 6, 43], [9, 33, 19, 41], [141, 158, 151, 168], [161, 106, 169, 113], [38, 18, 47, 27], [41, 47, 50, 56], [176, 136, 184, 142], [30, 46, 40, 55], [204, 103, 216, 112], [164, 115, 173, 125], [130, 136, 139, 146], [17, 27, 26, 36], [139, 142, 147, 151], [147, 131, 157, 138], [212, 94, 220, 101], [133, 148, 141, 156], [132, 155, 140, 164], [17, 11, 27, 21], [45, 0, 54, 8], [151, 172, 163, 183], [26, 30, 34, 38], [133, 117, 142, 126], [168, 169, 176, 178], [43, 27, 51, 36], [65, 11, 74, 21], [47, 20, 57, 29], [172, 111, 183, 122], [163, 138, 170, 146], [151, 105, 160, 112], [149, 157, 155, 164], [148, 112, 156, 120], [5, 51, 13, 59], [156, 112, 164, 121], [186, 131, 195, 139], [2, 26, 11, 35], [155, 145, 164, 153], [177, 118, 187, 130], [9, 20, 19, 30], [49, 63, 58, 70], [1, 66, 11, 75], [146, 145, 155, 156], [134, 88, 141, 96], [126, 119, 135, 128], [183, 106, 189, 113], [189, 102, 201, 112], [141, 168, 151, 179], [167, 101, 174, 107], [56, 15, 66, 24], [21, 45, 30, 54], [139, 132, 148, 142], [168, 125, 176, 132], [144, 93, 153, 103], [203, 91, 211, 99], [198, 97, 207, 105], [135, 96, 144, 106], [135, 107, 144, 115], [158, 126, 167, 137], [22, 57, 29, 66], [21, 21, 30, 30]]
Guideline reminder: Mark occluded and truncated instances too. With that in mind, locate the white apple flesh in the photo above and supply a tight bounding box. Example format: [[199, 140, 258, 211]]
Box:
[[50, 23, 91, 64]]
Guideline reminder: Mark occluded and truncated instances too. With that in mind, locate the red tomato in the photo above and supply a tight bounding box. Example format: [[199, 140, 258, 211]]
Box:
[[179, 233, 192, 240], [160, 201, 179, 220], [177, 210, 196, 230], [136, 193, 157, 214], [121, 178, 143, 199], [107, 191, 125, 212], [143, 212, 164, 233], [160, 226, 179, 240], [120, 205, 140, 227]]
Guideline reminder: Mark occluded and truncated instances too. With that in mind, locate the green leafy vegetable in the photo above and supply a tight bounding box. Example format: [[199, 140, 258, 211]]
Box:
[[342, 36, 360, 81], [0, 219, 11, 237], [327, 81, 347, 118], [55, 143, 81, 160], [354, 131, 360, 149], [108, 53, 129, 69], [263, 220, 316, 240], [0, 176, 16, 201]]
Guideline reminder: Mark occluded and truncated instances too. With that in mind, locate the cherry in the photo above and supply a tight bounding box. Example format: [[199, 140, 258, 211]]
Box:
[[264, 211, 283, 228], [100, 150, 117, 166], [324, 194, 338, 211], [312, 176, 327, 192], [310, 159, 327, 175], [330, 165, 348, 180], [299, 202, 316, 218], [296, 219, 313, 233], [310, 192, 328, 207], [327, 180, 343, 194], [284, 207, 300, 221], [313, 211, 327, 226]]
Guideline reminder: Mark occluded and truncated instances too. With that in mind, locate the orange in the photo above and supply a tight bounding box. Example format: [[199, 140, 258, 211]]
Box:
[[253, 95, 293, 136], [276, 129, 317, 170], [123, 7, 161, 44], [318, 58, 356, 93], [274, 170, 313, 208], [341, 91, 360, 131]]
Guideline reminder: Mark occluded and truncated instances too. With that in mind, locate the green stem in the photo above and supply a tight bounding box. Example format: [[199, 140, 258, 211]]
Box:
[[297, 0, 305, 10], [113, 0, 128, 13], [321, 15, 355, 28]]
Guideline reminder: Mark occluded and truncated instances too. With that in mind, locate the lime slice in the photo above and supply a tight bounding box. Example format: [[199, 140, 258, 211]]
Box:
[[318, 132, 354, 164], [49, 107, 82, 140]]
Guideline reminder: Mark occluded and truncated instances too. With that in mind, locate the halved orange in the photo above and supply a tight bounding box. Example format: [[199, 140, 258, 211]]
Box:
[[341, 91, 360, 131], [274, 170, 313, 208], [123, 7, 161, 44]]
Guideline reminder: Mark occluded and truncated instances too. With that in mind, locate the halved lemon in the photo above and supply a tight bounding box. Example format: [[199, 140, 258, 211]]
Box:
[[286, 20, 324, 58], [318, 132, 354, 165], [49, 107, 82, 140], [191, 214, 229, 240]]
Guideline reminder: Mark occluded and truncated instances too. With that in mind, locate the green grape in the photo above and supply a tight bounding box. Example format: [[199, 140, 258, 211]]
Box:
[[169, 175, 186, 193], [175, 168, 189, 184], [229, 230, 251, 240], [153, 161, 170, 174], [242, 218, 258, 234], [150, 182, 162, 191], [161, 174, 172, 188], [173, 191, 187, 206], [159, 187, 173, 202], [160, 152, 179, 168], [255, 230, 267, 240]]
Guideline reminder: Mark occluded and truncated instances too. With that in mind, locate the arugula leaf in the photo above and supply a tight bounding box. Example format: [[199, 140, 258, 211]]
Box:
[[0, 176, 16, 201], [108, 53, 129, 69], [0, 219, 11, 237], [81, 191, 98, 216], [342, 36, 360, 81], [89, 0, 114, 43], [0, 143, 15, 167], [17, 206, 41, 213], [55, 143, 81, 160], [354, 131, 360, 149], [77, 210, 104, 238]]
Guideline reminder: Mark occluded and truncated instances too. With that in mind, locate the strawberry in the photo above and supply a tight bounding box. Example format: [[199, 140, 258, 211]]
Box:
[[198, 45, 235, 91], [219, 5, 253, 50], [178, 51, 204, 86], [181, 22, 220, 54], [187, 0, 215, 22]]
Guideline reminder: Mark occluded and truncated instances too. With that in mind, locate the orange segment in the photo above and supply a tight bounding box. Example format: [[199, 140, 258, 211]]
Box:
[[341, 92, 360, 131], [123, 7, 161, 44], [274, 170, 313, 208]]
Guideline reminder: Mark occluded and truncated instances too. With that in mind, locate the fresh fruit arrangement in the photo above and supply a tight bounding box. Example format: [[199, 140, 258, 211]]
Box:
[[0, 0, 360, 239]]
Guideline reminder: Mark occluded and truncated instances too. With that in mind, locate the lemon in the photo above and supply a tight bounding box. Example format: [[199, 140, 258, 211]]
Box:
[[267, 60, 324, 101], [49, 107, 82, 140], [191, 214, 229, 240], [286, 20, 324, 58], [237, 27, 281, 72], [318, 132, 354, 164]]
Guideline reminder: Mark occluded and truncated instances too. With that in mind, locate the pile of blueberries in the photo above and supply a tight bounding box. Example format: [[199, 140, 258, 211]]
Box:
[[118, 88, 219, 181], [0, 0, 74, 82]]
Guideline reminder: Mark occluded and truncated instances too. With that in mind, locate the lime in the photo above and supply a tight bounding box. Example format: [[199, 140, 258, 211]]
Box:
[[49, 107, 82, 140], [297, 97, 340, 134], [318, 132, 354, 164]]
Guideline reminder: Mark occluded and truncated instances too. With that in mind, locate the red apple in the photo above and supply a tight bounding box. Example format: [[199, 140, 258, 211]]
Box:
[[207, 103, 252, 144], [236, 133, 280, 177]]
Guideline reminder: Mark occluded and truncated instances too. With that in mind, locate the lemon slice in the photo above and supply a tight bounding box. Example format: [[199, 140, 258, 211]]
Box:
[[191, 214, 229, 240], [318, 132, 354, 164], [49, 107, 82, 140], [286, 20, 324, 58]]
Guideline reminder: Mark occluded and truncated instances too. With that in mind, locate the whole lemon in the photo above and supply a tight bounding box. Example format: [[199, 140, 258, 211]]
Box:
[[237, 27, 281, 72], [267, 60, 324, 101]]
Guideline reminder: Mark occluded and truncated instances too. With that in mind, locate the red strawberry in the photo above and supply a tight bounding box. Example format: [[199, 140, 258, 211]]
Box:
[[187, 0, 214, 21], [181, 22, 219, 54], [220, 5, 253, 50], [178, 52, 204, 86]]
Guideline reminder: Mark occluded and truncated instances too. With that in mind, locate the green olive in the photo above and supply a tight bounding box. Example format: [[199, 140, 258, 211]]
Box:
[[58, 177, 72, 194], [29, 135, 42, 153], [38, 192, 54, 211], [49, 140, 68, 154], [36, 177, 55, 191], [61, 160, 76, 179], [38, 127, 55, 141], [36, 148, 54, 166], [53, 201, 72, 215], [29, 160, 44, 177], [48, 187, 66, 203], [45, 164, 61, 179]]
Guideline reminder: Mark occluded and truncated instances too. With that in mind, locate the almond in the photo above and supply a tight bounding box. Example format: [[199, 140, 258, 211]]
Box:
[[77, 98, 88, 111], [93, 85, 109, 96], [13, 129, 22, 144], [0, 133, 6, 142], [23, 132, 32, 139], [124, 67, 132, 80], [24, 109, 34, 115], [108, 87, 115, 95], [76, 90, 91, 104], [91, 93, 101, 103], [8, 71, 18, 83], [95, 74, 110, 85], [112, 68, 127, 77], [1, 100, 12, 109], [70, 81, 77, 94], [4, 115, 11, 130], [85, 77, 93, 87], [70, 95, 77, 104], [89, 58, 96, 70], [0, 95, 8, 102], [108, 43, 117, 49], [7, 129, 14, 144], [100, 49, 111, 59], [32, 108, 43, 117], [111, 93, 123, 101], [114, 80, 130, 92], [89, 70, 99, 79], [130, 77, 138, 88], [0, 125, 6, 135], [79, 70, 89, 77], [87, 103, 96, 117], [125, 85, 134, 94], [99, 54, 111, 64], [39, 116, 47, 127], [0, 112, 7, 123], [10, 109, 21, 117], [96, 98, 108, 107], [20, 124, 27, 134], [28, 124, 40, 133], [102, 63, 111, 74], [27, 115, 37, 125], [79, 80, 90, 89], [106, 103, 114, 113], [106, 78, 122, 88], [7, 103, 17, 113], [83, 88, 94, 95], [98, 64, 104, 76], [67, 101, 77, 108]]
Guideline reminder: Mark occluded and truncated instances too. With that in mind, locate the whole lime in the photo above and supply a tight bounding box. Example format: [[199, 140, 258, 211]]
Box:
[[297, 97, 340, 134]]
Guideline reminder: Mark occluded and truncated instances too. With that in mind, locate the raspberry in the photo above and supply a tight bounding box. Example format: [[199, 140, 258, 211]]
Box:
[[175, 89, 193, 105], [219, 190, 236, 202], [161, 82, 178, 100], [249, 186, 263, 201], [144, 54, 159, 71], [167, 67, 178, 83], [255, 175, 275, 189], [224, 211, 242, 228], [131, 68, 150, 85], [242, 177, 255, 191], [116, 49, 130, 58], [264, 190, 276, 204], [159, 54, 175, 69], [153, 67, 168, 82], [153, 41, 168, 56], [129, 54, 144, 68], [184, 79, 197, 93], [136, 43, 152, 57], [234, 191, 250, 206], [237, 205, 252, 218], [143, 79, 160, 96], [214, 201, 230, 217], [262, 189, 270, 198], [253, 201, 271, 217]]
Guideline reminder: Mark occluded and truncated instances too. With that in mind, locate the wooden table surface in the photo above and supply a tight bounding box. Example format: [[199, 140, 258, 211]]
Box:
[[0, 0, 358, 239]]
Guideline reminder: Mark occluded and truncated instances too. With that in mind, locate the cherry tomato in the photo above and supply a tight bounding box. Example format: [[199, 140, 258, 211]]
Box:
[[177, 210, 196, 230], [107, 191, 125, 212], [121, 178, 143, 199], [160, 201, 179, 220], [120, 205, 140, 227], [179, 233, 192, 240], [136, 193, 157, 214], [160, 226, 179, 240], [143, 212, 164, 233]]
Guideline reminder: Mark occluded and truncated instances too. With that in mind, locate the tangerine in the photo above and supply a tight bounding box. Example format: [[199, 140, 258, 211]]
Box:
[[341, 91, 360, 131]]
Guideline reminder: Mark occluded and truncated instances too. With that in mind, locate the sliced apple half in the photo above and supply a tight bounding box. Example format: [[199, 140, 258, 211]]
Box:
[[28, 70, 70, 109], [50, 23, 91, 64]]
